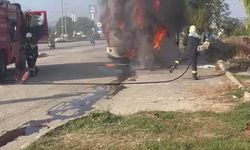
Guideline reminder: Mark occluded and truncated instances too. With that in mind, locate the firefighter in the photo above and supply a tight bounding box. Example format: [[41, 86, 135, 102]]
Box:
[[23, 32, 39, 77], [169, 25, 200, 80]]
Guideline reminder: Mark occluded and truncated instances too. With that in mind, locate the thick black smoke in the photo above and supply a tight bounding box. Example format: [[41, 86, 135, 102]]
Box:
[[98, 0, 186, 68]]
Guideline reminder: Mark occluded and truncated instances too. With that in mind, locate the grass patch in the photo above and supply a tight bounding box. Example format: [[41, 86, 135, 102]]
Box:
[[26, 103, 250, 150], [228, 88, 247, 98], [234, 74, 250, 89], [234, 74, 250, 81]]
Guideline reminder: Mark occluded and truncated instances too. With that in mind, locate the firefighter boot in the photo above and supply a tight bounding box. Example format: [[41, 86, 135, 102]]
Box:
[[29, 68, 36, 77], [192, 72, 199, 80], [30, 70, 34, 77], [35, 67, 40, 76], [169, 61, 180, 73]]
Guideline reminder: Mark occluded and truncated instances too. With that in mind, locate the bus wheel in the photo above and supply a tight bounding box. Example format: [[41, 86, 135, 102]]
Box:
[[16, 49, 26, 71], [0, 52, 7, 79]]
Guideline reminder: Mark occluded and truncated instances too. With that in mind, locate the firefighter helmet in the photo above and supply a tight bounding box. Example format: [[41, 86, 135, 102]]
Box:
[[26, 32, 32, 38], [189, 25, 197, 33]]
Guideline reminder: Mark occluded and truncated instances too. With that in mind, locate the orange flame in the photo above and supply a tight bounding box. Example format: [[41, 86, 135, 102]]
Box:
[[153, 0, 161, 11], [153, 26, 167, 51]]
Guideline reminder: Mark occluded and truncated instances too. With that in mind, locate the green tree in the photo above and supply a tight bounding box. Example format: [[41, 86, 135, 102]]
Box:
[[48, 26, 56, 35], [74, 17, 95, 36], [56, 17, 74, 36], [222, 17, 247, 36], [186, 0, 230, 32], [244, 0, 250, 14], [243, 0, 250, 30]]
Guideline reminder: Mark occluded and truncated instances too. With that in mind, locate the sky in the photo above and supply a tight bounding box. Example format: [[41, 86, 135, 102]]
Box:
[[10, 0, 247, 25], [10, 0, 98, 24]]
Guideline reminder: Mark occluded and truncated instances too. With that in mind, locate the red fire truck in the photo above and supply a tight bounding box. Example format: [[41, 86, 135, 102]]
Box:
[[0, 1, 48, 79]]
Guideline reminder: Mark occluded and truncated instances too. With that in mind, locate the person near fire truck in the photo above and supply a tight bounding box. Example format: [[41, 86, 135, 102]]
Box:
[[169, 25, 200, 80], [23, 32, 39, 77], [48, 34, 56, 49], [90, 33, 96, 48]]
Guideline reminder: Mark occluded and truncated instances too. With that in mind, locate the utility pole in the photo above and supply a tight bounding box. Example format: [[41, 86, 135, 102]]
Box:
[[91, 13, 95, 21], [61, 0, 64, 35], [64, 3, 67, 36]]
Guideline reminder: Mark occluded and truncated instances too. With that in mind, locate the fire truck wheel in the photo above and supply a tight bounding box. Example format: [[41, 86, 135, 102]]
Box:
[[16, 51, 26, 71], [0, 52, 7, 79]]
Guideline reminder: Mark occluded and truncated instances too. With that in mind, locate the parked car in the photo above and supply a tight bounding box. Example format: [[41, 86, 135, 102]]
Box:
[[55, 37, 66, 43]]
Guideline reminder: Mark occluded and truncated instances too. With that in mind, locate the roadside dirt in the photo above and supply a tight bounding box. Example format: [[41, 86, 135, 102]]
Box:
[[94, 68, 237, 115], [192, 81, 237, 112]]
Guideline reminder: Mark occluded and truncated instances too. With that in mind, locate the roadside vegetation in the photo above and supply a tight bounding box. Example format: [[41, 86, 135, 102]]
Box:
[[235, 75, 250, 80], [229, 87, 249, 99], [26, 101, 250, 150], [234, 74, 250, 82], [234, 74, 250, 88]]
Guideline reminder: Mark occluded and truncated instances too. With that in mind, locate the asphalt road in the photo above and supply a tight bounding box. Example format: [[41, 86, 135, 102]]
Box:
[[0, 41, 124, 150]]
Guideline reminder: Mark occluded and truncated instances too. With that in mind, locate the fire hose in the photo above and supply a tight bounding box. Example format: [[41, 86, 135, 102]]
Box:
[[1, 63, 191, 85], [125, 64, 191, 85], [28, 63, 191, 86], [96, 63, 192, 86]]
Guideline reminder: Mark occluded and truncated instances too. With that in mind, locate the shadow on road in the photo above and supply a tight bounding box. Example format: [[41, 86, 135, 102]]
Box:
[[0, 92, 85, 105], [198, 73, 225, 80], [39, 41, 105, 51], [27, 62, 121, 84], [0, 86, 109, 148]]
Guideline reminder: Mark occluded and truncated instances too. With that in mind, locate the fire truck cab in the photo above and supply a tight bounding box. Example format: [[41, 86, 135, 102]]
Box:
[[0, 0, 48, 79]]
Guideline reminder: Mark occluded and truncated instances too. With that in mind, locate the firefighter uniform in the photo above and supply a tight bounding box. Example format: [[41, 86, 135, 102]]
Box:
[[23, 33, 39, 77], [169, 25, 200, 80]]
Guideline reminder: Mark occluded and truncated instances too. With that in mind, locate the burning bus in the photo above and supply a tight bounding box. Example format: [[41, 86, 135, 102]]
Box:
[[99, 0, 186, 67]]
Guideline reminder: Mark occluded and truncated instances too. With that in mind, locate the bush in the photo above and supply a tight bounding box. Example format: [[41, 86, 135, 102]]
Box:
[[223, 36, 250, 59], [206, 37, 250, 62], [206, 39, 235, 62]]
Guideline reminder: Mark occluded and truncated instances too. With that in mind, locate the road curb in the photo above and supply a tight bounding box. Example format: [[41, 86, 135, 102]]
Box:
[[244, 92, 250, 102], [217, 60, 244, 88]]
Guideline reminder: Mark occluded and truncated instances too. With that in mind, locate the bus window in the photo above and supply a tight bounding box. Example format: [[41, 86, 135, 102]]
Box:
[[9, 21, 17, 42], [26, 11, 48, 40]]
